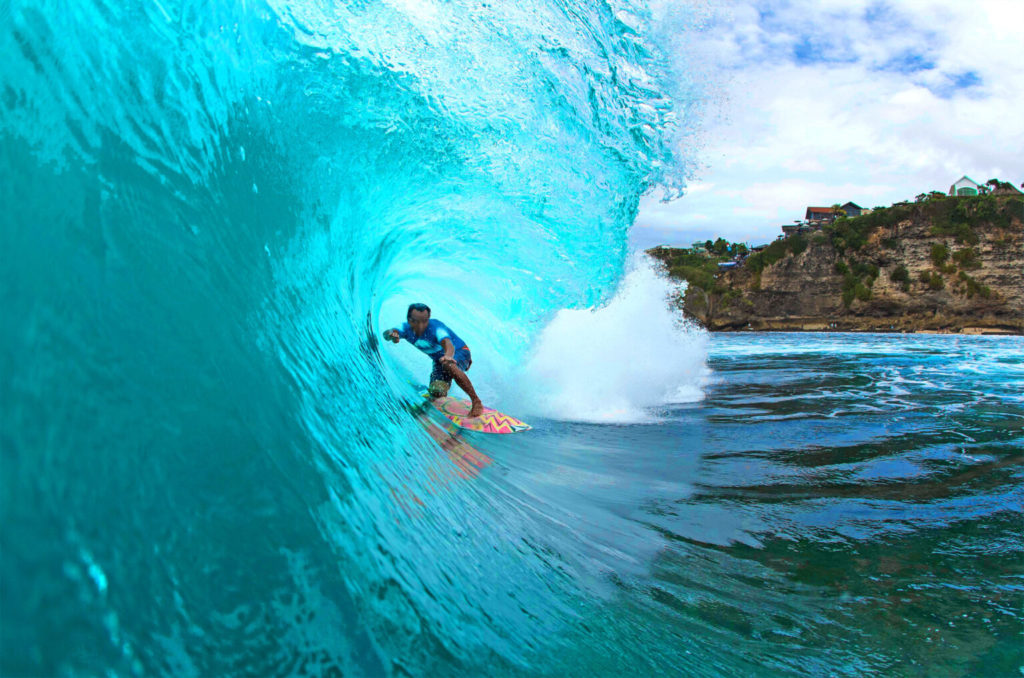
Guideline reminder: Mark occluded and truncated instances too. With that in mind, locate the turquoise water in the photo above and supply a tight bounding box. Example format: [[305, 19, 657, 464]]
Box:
[[3, 0, 1023, 675]]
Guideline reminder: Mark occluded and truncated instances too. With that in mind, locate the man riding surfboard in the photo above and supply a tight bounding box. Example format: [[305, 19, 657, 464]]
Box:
[[383, 303, 485, 418]]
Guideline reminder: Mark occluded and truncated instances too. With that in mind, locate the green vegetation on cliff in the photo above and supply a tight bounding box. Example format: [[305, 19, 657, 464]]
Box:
[[746, 235, 807, 273], [828, 193, 1021, 253], [648, 190, 1023, 333], [651, 243, 745, 317]]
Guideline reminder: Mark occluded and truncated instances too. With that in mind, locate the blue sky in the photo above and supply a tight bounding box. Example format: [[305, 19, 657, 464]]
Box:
[[632, 0, 1024, 250]]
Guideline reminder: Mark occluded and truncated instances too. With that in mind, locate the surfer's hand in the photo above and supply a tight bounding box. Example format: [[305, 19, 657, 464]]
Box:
[[382, 329, 399, 343]]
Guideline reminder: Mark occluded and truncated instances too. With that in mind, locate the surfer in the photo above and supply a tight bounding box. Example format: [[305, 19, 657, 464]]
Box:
[[383, 303, 484, 418]]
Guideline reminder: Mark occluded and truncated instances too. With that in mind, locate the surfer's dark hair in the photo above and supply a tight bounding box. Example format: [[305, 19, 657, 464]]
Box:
[[407, 302, 431, 319]]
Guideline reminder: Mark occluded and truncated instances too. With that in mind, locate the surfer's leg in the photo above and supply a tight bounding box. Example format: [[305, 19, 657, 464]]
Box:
[[428, 362, 451, 398], [445, 363, 483, 417]]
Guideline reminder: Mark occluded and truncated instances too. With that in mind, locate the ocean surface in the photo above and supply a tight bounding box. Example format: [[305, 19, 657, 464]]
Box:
[[3, 0, 1023, 676]]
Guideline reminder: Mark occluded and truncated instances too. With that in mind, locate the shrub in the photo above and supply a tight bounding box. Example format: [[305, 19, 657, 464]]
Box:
[[930, 198, 980, 244], [928, 272, 945, 290], [830, 216, 873, 252], [1004, 197, 1023, 221], [918, 270, 931, 284], [882, 238, 898, 249], [746, 252, 764, 273], [930, 243, 950, 266], [670, 265, 714, 292], [789, 234, 808, 256], [952, 247, 981, 269], [955, 224, 978, 244], [839, 265, 875, 305], [958, 272, 993, 299], [746, 239, 790, 274], [852, 261, 879, 280], [890, 265, 909, 284], [834, 260, 849, 276], [974, 195, 997, 222], [763, 239, 790, 265]]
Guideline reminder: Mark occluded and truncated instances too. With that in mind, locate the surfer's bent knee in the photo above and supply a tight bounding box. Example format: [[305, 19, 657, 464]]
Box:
[[428, 380, 450, 398]]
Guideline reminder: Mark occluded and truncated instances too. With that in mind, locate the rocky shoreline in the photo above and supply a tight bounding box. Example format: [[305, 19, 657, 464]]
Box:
[[650, 194, 1023, 335]]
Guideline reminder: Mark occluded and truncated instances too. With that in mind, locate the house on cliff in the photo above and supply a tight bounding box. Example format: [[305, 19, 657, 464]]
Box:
[[840, 202, 863, 217], [805, 206, 833, 222], [949, 176, 981, 196]]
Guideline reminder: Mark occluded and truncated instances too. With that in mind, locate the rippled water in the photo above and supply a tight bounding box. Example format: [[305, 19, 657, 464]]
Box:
[[487, 332, 1024, 676]]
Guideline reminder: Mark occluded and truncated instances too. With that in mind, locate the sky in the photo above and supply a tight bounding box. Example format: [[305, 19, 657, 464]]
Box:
[[630, 0, 1024, 250]]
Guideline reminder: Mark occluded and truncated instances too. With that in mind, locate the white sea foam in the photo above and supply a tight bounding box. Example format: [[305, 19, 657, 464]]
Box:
[[521, 255, 709, 423]]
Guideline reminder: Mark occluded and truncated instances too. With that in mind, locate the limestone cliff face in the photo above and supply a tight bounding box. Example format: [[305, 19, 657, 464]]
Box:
[[665, 199, 1022, 333]]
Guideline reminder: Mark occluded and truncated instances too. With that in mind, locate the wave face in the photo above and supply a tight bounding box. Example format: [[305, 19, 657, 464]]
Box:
[[1, 0, 702, 675]]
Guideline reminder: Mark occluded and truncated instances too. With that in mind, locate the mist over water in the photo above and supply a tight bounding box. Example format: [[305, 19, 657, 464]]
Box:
[[3, 0, 1022, 676]]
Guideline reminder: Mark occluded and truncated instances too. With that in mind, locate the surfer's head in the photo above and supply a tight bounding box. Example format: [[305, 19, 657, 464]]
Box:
[[407, 302, 431, 336]]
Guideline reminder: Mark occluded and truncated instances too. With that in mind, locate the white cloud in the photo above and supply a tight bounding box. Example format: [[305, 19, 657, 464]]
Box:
[[639, 0, 1024, 245]]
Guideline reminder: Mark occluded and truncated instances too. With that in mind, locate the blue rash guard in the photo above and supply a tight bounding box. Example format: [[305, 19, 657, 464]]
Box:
[[397, 319, 469, 362]]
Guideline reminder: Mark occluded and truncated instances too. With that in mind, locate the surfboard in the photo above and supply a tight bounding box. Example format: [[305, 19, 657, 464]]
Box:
[[427, 395, 532, 434]]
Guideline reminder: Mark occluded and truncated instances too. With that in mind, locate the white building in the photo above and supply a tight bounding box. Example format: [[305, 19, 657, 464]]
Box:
[[949, 176, 981, 197]]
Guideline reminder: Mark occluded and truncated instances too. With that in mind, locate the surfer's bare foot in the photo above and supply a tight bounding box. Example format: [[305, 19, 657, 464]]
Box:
[[468, 400, 484, 418]]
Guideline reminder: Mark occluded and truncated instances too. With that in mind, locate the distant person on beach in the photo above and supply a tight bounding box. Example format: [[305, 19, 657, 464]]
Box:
[[383, 303, 484, 417]]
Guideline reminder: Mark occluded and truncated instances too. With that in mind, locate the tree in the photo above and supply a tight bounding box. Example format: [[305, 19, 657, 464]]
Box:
[[831, 203, 847, 220], [713, 237, 730, 256]]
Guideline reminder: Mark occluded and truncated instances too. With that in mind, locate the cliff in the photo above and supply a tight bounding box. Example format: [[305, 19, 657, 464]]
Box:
[[650, 194, 1023, 334]]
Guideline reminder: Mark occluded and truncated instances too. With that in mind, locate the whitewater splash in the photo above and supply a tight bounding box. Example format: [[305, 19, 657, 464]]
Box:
[[1, 0, 708, 674], [523, 256, 708, 423]]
